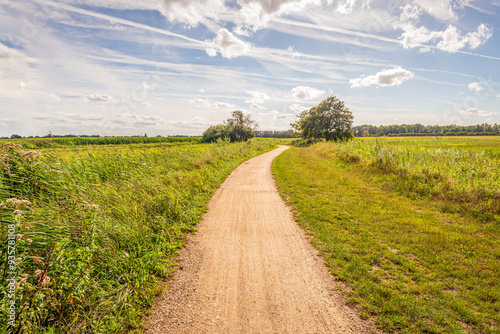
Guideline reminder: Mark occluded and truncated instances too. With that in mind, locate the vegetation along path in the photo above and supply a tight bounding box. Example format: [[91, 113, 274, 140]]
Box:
[[145, 146, 379, 333]]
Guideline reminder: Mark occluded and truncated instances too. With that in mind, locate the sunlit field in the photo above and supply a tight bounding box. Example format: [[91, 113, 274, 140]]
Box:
[[273, 136, 500, 333]]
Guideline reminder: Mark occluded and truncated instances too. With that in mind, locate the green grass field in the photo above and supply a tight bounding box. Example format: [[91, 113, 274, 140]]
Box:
[[0, 138, 276, 333], [273, 137, 500, 333]]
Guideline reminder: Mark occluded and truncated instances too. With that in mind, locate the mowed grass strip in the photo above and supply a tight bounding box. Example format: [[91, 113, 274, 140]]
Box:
[[272, 145, 500, 333]]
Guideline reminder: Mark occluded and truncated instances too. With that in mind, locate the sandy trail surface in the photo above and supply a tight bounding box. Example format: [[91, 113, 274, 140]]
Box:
[[145, 146, 379, 333]]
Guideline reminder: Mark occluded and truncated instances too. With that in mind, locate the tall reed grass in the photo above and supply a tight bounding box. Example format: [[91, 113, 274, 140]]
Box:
[[0, 139, 275, 333], [315, 138, 500, 221]]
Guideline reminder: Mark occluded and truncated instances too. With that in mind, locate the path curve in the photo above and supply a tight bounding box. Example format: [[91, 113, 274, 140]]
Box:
[[145, 146, 379, 333]]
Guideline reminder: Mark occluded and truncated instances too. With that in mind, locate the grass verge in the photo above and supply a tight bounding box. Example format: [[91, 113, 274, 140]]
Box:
[[272, 144, 500, 333], [0, 139, 276, 333]]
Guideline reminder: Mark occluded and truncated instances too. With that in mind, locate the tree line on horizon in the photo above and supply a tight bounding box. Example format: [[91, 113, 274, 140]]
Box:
[[353, 123, 500, 137]]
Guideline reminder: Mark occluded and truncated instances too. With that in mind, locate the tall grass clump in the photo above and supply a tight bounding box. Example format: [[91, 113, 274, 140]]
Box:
[[0, 139, 275, 333], [315, 139, 500, 220]]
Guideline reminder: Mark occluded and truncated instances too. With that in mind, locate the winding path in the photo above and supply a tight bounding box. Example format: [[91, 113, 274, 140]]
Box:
[[145, 146, 379, 333]]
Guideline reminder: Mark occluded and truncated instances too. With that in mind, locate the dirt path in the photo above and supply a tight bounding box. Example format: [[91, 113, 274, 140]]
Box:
[[145, 146, 380, 333]]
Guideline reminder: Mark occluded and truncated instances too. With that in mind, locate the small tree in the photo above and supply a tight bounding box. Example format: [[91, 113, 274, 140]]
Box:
[[202, 124, 231, 143], [291, 96, 353, 142], [225, 110, 257, 142], [202, 111, 257, 143]]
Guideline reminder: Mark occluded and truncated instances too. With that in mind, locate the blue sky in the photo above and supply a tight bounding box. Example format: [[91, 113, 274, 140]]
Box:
[[1, 0, 499, 136]]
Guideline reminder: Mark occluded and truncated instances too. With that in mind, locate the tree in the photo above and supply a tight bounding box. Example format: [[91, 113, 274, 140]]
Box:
[[291, 96, 354, 142], [202, 111, 257, 143], [225, 110, 257, 142]]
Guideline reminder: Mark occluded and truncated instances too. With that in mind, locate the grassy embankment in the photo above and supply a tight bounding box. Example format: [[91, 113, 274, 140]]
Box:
[[273, 137, 499, 333], [0, 138, 276, 333]]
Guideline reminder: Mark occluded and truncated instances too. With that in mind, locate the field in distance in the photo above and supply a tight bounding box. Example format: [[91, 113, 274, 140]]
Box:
[[273, 136, 500, 333]]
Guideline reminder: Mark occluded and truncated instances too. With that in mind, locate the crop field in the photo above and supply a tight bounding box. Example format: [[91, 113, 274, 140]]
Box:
[[0, 138, 276, 333], [273, 137, 500, 333], [3, 136, 201, 148]]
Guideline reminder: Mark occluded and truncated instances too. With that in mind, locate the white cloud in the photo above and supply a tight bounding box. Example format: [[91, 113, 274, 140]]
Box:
[[205, 28, 250, 58], [237, 0, 321, 30], [233, 24, 253, 36], [213, 101, 237, 109], [205, 47, 218, 57], [244, 89, 271, 104], [467, 24, 493, 49], [400, 23, 493, 53], [289, 103, 308, 113], [291, 86, 325, 100], [60, 92, 84, 99], [336, 0, 357, 14], [158, 0, 224, 27], [468, 82, 484, 91], [0, 42, 21, 59], [413, 0, 470, 21], [87, 94, 113, 103], [459, 108, 496, 116], [189, 97, 212, 108], [250, 103, 267, 110], [350, 66, 414, 88], [400, 4, 422, 22], [33, 112, 166, 129], [189, 97, 237, 110]]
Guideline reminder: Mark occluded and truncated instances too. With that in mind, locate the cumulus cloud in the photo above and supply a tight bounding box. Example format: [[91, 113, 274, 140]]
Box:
[[158, 0, 224, 26], [189, 97, 212, 108], [414, 0, 454, 21], [205, 28, 250, 58], [349, 66, 414, 88], [400, 4, 422, 22], [237, 0, 321, 30], [0, 42, 21, 59], [250, 103, 267, 110], [400, 23, 493, 53], [289, 103, 308, 113], [336, 0, 356, 14], [87, 94, 113, 103], [244, 89, 271, 104], [459, 108, 496, 116], [213, 101, 237, 109], [291, 86, 325, 100], [468, 82, 484, 92]]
